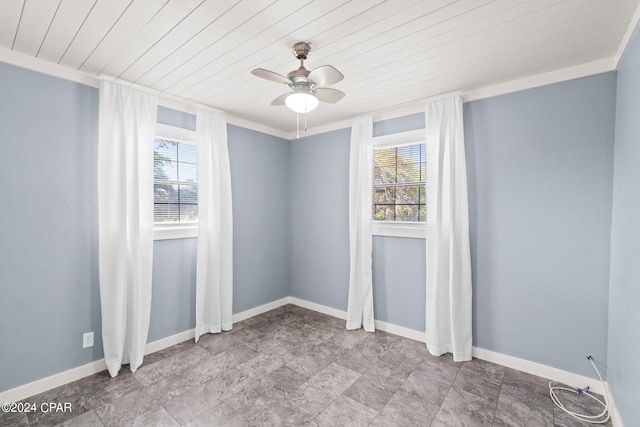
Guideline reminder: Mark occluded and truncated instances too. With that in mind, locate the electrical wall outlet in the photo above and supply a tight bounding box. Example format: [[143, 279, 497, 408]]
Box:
[[83, 332, 94, 348]]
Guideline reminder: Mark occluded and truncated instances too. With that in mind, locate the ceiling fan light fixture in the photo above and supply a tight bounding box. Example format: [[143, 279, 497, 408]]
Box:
[[285, 91, 319, 113]]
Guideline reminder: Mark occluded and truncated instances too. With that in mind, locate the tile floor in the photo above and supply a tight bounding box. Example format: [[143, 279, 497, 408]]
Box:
[[1, 305, 611, 426]]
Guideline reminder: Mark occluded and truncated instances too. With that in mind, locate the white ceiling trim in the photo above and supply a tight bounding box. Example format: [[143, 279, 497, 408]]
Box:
[[0, 46, 616, 142], [0, 45, 99, 87], [615, 0, 640, 66], [0, 46, 289, 140], [288, 57, 616, 140]]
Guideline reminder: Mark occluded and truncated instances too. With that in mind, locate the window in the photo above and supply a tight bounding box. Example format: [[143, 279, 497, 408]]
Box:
[[372, 129, 426, 239], [154, 138, 197, 222], [153, 123, 198, 240], [373, 143, 426, 221]]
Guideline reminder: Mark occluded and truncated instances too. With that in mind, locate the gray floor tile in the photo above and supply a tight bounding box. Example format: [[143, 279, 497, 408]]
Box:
[[309, 395, 378, 426], [143, 368, 200, 404], [236, 352, 285, 379], [432, 387, 496, 427], [329, 329, 371, 350], [292, 363, 361, 415], [201, 367, 254, 401], [368, 351, 418, 382], [27, 391, 91, 426], [24, 381, 85, 426], [336, 346, 381, 374], [57, 410, 104, 427], [250, 399, 315, 426], [143, 340, 195, 366], [494, 383, 554, 426], [502, 367, 550, 396], [342, 370, 404, 411], [123, 406, 179, 427], [161, 378, 228, 425], [184, 403, 248, 427], [389, 337, 430, 364], [334, 332, 397, 375], [224, 380, 286, 420], [452, 366, 503, 404], [262, 365, 309, 395], [371, 388, 439, 427], [78, 370, 143, 410], [245, 330, 296, 356], [95, 388, 157, 427], [134, 346, 211, 386], [210, 344, 260, 371], [0, 410, 29, 427], [399, 356, 459, 406], [460, 358, 506, 383], [197, 331, 241, 356], [400, 368, 452, 407], [286, 342, 343, 377]]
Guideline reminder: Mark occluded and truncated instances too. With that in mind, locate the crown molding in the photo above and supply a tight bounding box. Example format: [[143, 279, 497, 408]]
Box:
[[0, 47, 289, 140], [615, 1, 640, 68], [0, 47, 616, 142], [464, 58, 615, 102], [290, 58, 614, 140]]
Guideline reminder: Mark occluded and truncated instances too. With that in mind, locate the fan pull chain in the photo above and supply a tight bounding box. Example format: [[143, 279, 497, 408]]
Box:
[[296, 112, 300, 139], [304, 113, 308, 132]]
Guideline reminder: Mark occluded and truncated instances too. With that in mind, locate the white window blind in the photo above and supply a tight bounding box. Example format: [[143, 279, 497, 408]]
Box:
[[373, 143, 426, 222], [153, 138, 197, 223]]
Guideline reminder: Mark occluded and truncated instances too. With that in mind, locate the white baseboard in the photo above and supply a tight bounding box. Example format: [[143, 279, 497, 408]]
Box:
[[145, 329, 195, 355], [289, 297, 348, 320], [605, 382, 624, 427], [233, 297, 290, 323], [0, 359, 107, 405], [289, 297, 427, 343], [471, 347, 605, 396], [288, 298, 612, 398], [0, 297, 291, 404]]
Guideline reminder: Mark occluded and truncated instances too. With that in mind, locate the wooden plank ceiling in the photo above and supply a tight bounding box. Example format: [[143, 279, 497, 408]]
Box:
[[1, 0, 638, 133]]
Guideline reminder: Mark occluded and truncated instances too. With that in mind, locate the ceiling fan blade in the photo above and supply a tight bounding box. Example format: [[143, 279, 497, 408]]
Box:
[[271, 92, 290, 106], [314, 88, 345, 104], [308, 65, 344, 86], [251, 68, 291, 84]]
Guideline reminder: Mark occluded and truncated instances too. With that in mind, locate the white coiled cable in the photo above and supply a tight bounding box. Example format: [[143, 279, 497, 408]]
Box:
[[548, 356, 610, 424]]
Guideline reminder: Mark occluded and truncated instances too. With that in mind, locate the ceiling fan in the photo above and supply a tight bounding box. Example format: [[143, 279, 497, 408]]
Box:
[[251, 42, 345, 114]]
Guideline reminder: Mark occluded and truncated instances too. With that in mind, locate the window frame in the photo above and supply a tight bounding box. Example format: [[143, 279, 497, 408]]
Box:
[[372, 128, 426, 239], [153, 123, 198, 241]]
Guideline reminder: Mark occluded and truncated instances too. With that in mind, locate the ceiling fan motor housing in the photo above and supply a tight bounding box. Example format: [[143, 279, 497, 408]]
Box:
[[292, 41, 312, 59], [287, 66, 311, 83]]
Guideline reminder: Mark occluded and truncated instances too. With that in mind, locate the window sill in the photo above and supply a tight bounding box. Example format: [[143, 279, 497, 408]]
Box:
[[372, 222, 426, 239], [153, 224, 198, 240]]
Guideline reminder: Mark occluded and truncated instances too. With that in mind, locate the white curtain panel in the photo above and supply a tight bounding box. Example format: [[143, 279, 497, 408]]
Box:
[[425, 96, 473, 362], [195, 109, 233, 342], [347, 116, 375, 332], [98, 81, 157, 376]]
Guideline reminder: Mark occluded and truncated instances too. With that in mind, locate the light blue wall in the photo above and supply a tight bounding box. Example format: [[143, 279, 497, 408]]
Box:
[[289, 129, 351, 308], [290, 73, 616, 378], [372, 236, 425, 331], [288, 122, 427, 332], [0, 63, 102, 391], [466, 73, 616, 378], [148, 238, 197, 342], [227, 124, 290, 311], [608, 24, 640, 425], [0, 57, 625, 393], [0, 64, 289, 392], [153, 111, 291, 317]]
